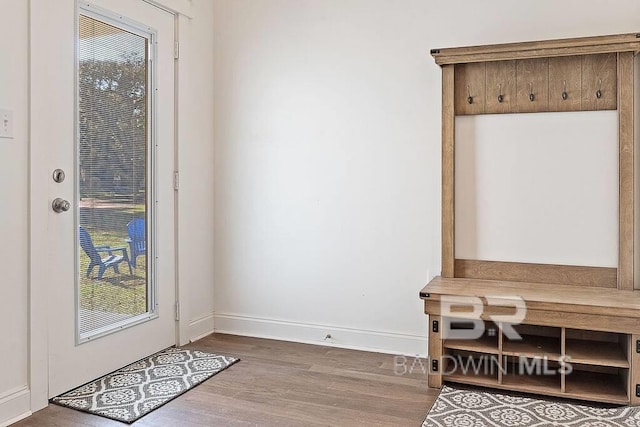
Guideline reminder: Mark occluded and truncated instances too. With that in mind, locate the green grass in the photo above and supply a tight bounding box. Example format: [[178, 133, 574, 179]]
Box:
[[79, 204, 148, 316]]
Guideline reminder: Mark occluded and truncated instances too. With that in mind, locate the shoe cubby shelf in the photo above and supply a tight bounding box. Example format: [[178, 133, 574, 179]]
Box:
[[442, 324, 629, 404]]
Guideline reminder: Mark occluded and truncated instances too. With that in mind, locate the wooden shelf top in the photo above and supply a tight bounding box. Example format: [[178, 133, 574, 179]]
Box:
[[420, 276, 640, 318], [431, 32, 640, 65]]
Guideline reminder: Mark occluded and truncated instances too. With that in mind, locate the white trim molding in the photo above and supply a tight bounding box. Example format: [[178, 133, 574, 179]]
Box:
[[188, 313, 215, 343], [0, 386, 31, 427], [143, 0, 193, 17], [213, 313, 428, 356]]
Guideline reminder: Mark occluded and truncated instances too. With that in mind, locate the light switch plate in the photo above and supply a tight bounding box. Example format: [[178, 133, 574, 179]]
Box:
[[0, 109, 14, 139]]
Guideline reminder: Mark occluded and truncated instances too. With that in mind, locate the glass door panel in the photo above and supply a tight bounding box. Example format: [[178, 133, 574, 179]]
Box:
[[77, 13, 153, 340]]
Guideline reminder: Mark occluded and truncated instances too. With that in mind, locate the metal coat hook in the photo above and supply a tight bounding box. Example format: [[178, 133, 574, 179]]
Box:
[[497, 84, 504, 103], [596, 79, 602, 99], [467, 85, 473, 104], [529, 82, 535, 102], [562, 80, 568, 100]]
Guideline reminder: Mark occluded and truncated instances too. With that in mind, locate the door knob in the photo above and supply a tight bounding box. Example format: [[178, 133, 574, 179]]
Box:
[[52, 198, 71, 213]]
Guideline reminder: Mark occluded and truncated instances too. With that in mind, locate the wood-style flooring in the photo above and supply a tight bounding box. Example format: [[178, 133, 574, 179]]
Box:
[[14, 334, 436, 426]]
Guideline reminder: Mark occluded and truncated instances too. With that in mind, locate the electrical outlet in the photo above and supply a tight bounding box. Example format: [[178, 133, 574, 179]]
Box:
[[0, 109, 13, 139]]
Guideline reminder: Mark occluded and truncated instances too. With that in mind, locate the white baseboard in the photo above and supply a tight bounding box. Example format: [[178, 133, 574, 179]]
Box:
[[0, 386, 31, 427], [213, 313, 427, 356], [188, 313, 215, 343]]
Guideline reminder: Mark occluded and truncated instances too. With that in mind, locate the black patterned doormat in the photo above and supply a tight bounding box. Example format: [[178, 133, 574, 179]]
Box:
[[51, 347, 239, 423], [423, 386, 640, 426]]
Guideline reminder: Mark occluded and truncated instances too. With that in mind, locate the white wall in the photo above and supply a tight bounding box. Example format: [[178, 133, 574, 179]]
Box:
[[455, 112, 619, 266], [212, 0, 640, 355], [177, 0, 218, 343], [0, 0, 31, 424]]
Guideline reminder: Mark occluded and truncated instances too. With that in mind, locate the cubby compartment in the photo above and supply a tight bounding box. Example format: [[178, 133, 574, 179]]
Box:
[[565, 363, 629, 404], [502, 356, 562, 395], [443, 349, 500, 386], [564, 329, 629, 368], [503, 324, 561, 360], [444, 320, 499, 354]]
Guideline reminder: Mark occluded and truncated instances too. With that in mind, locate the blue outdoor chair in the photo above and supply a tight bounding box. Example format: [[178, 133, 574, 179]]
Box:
[[126, 218, 146, 268], [79, 226, 132, 279]]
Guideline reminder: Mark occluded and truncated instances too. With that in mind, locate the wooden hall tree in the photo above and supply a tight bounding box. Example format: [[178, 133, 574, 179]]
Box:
[[420, 33, 640, 405]]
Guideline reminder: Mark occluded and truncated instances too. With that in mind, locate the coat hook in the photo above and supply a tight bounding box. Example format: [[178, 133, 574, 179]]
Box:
[[529, 82, 535, 102], [497, 83, 504, 103], [467, 85, 473, 104], [596, 79, 602, 99], [561, 80, 568, 100]]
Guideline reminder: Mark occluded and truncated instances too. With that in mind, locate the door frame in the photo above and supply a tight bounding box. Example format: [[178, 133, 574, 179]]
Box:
[[75, 1, 161, 345], [28, 0, 192, 412]]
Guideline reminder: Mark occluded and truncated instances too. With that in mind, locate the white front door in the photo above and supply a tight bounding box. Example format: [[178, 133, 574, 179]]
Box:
[[31, 0, 177, 397]]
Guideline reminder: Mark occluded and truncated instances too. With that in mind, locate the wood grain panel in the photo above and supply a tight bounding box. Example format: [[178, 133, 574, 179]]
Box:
[[497, 323, 504, 385], [424, 300, 640, 335], [431, 32, 640, 65], [485, 60, 516, 114], [428, 315, 443, 388], [565, 329, 620, 343], [516, 58, 549, 112], [548, 55, 582, 111], [435, 44, 640, 66], [582, 53, 617, 110], [618, 51, 634, 290], [442, 65, 455, 277], [421, 276, 640, 320], [631, 334, 640, 405], [454, 62, 485, 115], [454, 259, 617, 288], [561, 327, 566, 392]]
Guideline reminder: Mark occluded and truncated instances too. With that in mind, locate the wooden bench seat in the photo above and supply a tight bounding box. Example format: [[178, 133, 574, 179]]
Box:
[[420, 276, 640, 333], [421, 276, 640, 405]]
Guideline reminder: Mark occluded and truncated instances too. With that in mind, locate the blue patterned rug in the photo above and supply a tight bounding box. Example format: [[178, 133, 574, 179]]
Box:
[[423, 386, 640, 426], [51, 347, 239, 423]]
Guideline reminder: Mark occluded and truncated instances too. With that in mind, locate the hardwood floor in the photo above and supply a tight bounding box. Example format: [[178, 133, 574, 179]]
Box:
[[14, 334, 437, 426]]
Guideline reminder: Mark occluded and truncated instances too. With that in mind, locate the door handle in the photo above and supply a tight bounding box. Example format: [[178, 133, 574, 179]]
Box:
[[52, 198, 71, 213]]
